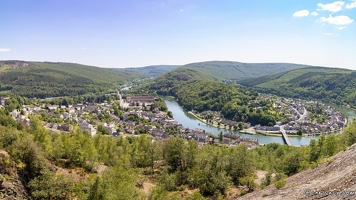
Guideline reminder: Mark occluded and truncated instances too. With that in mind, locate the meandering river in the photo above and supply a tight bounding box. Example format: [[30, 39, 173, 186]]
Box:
[[164, 97, 356, 146]]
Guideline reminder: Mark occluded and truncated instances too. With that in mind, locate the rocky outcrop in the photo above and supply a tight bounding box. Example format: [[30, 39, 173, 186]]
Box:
[[236, 144, 356, 200], [0, 150, 28, 200]]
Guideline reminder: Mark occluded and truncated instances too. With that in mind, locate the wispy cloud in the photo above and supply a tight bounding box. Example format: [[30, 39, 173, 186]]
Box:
[[318, 1, 344, 12], [346, 0, 356, 9], [326, 32, 339, 36], [0, 48, 11, 52], [318, 15, 354, 25], [336, 26, 346, 30], [293, 10, 310, 17], [311, 12, 319, 16]]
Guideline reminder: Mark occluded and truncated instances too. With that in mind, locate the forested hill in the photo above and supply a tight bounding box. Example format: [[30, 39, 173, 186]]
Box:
[[238, 67, 356, 108], [0, 61, 149, 98], [120, 65, 180, 77], [175, 61, 310, 82], [132, 68, 284, 126], [136, 61, 311, 95]]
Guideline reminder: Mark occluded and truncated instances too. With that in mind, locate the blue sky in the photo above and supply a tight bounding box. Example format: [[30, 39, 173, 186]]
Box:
[[0, 0, 355, 69]]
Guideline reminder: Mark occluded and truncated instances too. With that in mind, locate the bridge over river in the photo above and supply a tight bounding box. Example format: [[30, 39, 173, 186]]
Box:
[[280, 126, 292, 146], [164, 97, 356, 146]]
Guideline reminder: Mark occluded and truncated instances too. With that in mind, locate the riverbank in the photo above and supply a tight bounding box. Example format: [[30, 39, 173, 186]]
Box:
[[164, 97, 321, 146], [257, 132, 308, 137], [188, 111, 241, 131]]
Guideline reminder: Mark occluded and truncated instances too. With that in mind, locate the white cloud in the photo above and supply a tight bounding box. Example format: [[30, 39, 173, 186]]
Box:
[[336, 26, 346, 30], [346, 1, 356, 9], [293, 10, 310, 17], [0, 48, 11, 52], [311, 12, 319, 16], [318, 15, 354, 25], [317, 1, 344, 12]]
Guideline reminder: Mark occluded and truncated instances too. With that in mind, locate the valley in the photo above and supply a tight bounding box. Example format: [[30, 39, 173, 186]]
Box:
[[1, 60, 356, 199]]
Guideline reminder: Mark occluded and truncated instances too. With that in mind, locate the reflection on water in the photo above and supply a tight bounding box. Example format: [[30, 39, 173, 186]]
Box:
[[164, 97, 356, 146]]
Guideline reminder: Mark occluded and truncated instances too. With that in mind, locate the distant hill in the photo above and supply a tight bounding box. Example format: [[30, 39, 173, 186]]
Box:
[[175, 61, 310, 82], [0, 61, 149, 98], [137, 61, 311, 95], [238, 67, 356, 107], [120, 65, 180, 77]]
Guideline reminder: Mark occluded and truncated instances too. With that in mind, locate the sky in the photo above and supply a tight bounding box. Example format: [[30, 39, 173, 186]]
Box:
[[0, 0, 355, 69]]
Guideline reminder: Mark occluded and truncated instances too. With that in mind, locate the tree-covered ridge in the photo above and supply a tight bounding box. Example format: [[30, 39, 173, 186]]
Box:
[[177, 61, 309, 82], [134, 68, 203, 96], [120, 65, 180, 77], [136, 61, 310, 94], [238, 67, 356, 108], [0, 61, 149, 98]]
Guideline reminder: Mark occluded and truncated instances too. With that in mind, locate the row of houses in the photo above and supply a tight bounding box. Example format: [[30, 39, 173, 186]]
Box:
[[7, 96, 260, 148]]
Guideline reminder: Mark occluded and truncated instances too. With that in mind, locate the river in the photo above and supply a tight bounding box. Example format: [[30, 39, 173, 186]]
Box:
[[164, 97, 356, 146]]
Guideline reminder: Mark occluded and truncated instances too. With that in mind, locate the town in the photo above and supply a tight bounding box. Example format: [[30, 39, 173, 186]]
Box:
[[2, 93, 346, 149], [2, 94, 259, 149], [191, 95, 347, 137]]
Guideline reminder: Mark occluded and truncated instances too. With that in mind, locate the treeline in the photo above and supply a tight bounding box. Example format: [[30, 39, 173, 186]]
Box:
[[1, 107, 356, 199]]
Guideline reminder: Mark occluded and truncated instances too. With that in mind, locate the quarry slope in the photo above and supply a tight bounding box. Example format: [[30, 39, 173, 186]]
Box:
[[236, 144, 356, 200]]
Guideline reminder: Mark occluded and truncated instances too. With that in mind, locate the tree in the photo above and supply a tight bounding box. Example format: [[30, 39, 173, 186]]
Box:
[[9, 135, 46, 181], [309, 139, 320, 163], [238, 122, 243, 130], [297, 130, 303, 136], [97, 124, 107, 134], [226, 145, 254, 184], [167, 111, 173, 118], [30, 116, 52, 153], [282, 149, 303, 176], [239, 174, 257, 192], [87, 166, 143, 200], [29, 169, 81, 200], [162, 137, 195, 173]]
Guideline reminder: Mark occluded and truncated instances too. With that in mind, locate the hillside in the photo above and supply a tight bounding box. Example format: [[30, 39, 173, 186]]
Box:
[[0, 61, 149, 98], [176, 61, 310, 82], [121, 65, 180, 77], [236, 143, 356, 200], [137, 61, 311, 94], [238, 67, 356, 107]]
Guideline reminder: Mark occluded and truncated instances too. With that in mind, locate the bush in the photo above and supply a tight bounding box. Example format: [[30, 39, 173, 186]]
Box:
[[274, 179, 286, 189]]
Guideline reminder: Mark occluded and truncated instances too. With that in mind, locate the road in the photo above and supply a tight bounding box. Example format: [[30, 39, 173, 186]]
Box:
[[290, 106, 308, 122]]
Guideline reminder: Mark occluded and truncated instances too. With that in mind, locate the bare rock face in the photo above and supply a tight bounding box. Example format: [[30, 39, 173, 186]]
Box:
[[0, 150, 28, 200], [236, 144, 356, 200]]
